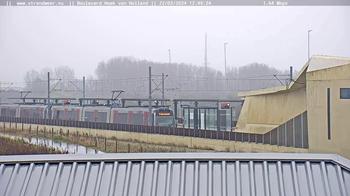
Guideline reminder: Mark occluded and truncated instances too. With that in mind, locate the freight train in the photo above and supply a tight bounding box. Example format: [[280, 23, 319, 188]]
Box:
[[0, 104, 175, 127]]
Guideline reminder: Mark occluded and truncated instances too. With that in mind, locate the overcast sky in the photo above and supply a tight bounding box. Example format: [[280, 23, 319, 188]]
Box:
[[0, 6, 349, 84]]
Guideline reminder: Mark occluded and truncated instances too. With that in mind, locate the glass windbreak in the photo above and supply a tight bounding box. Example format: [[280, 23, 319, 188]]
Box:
[[206, 109, 217, 130], [183, 108, 194, 128]]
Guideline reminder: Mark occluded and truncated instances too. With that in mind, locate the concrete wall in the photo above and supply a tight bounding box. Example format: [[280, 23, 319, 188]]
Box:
[[236, 87, 307, 134], [307, 63, 350, 159], [233, 57, 350, 159], [1, 122, 307, 153]]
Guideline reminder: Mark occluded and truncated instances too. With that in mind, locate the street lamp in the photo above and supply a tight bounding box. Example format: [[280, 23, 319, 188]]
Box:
[[168, 49, 171, 64], [308, 29, 312, 60], [224, 42, 228, 76]]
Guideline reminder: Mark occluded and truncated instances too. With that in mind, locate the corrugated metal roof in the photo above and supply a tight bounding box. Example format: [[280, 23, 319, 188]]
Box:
[[0, 153, 350, 196]]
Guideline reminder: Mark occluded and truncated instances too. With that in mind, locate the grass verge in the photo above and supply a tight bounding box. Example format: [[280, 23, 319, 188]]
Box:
[[0, 136, 64, 155]]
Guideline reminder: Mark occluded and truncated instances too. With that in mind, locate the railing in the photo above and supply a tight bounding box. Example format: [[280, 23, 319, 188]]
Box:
[[0, 116, 308, 148]]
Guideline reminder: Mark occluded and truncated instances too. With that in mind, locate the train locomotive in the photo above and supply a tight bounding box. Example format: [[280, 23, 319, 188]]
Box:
[[0, 103, 175, 127]]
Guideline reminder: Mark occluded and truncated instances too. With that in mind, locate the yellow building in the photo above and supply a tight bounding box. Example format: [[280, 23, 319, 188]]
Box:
[[236, 55, 350, 158]]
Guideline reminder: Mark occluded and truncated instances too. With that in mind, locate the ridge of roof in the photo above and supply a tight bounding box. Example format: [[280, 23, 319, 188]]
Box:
[[0, 152, 349, 166]]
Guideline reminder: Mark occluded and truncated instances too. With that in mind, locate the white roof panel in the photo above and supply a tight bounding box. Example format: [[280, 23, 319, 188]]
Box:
[[307, 55, 350, 72]]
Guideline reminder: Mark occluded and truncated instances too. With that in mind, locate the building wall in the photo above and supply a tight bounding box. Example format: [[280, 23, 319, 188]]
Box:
[[236, 87, 307, 134], [307, 64, 350, 158]]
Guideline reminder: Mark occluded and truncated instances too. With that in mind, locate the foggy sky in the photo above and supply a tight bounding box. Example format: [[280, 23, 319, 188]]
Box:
[[0, 6, 349, 85]]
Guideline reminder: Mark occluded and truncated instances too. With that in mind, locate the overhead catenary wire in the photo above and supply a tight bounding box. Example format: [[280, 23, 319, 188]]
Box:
[[1, 72, 291, 101], [15, 75, 291, 85]]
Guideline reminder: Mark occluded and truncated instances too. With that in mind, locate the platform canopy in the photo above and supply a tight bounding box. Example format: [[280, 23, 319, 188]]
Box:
[[0, 153, 350, 196]]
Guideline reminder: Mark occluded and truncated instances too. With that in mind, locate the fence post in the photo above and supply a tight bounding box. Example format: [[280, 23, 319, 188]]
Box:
[[104, 137, 107, 151], [115, 139, 118, 152], [77, 132, 80, 144]]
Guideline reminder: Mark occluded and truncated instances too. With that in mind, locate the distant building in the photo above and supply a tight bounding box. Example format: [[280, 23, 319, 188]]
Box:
[[236, 55, 350, 158], [0, 89, 20, 104]]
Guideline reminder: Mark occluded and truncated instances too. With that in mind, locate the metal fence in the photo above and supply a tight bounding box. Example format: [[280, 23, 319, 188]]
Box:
[[0, 113, 308, 148], [261, 111, 308, 148]]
